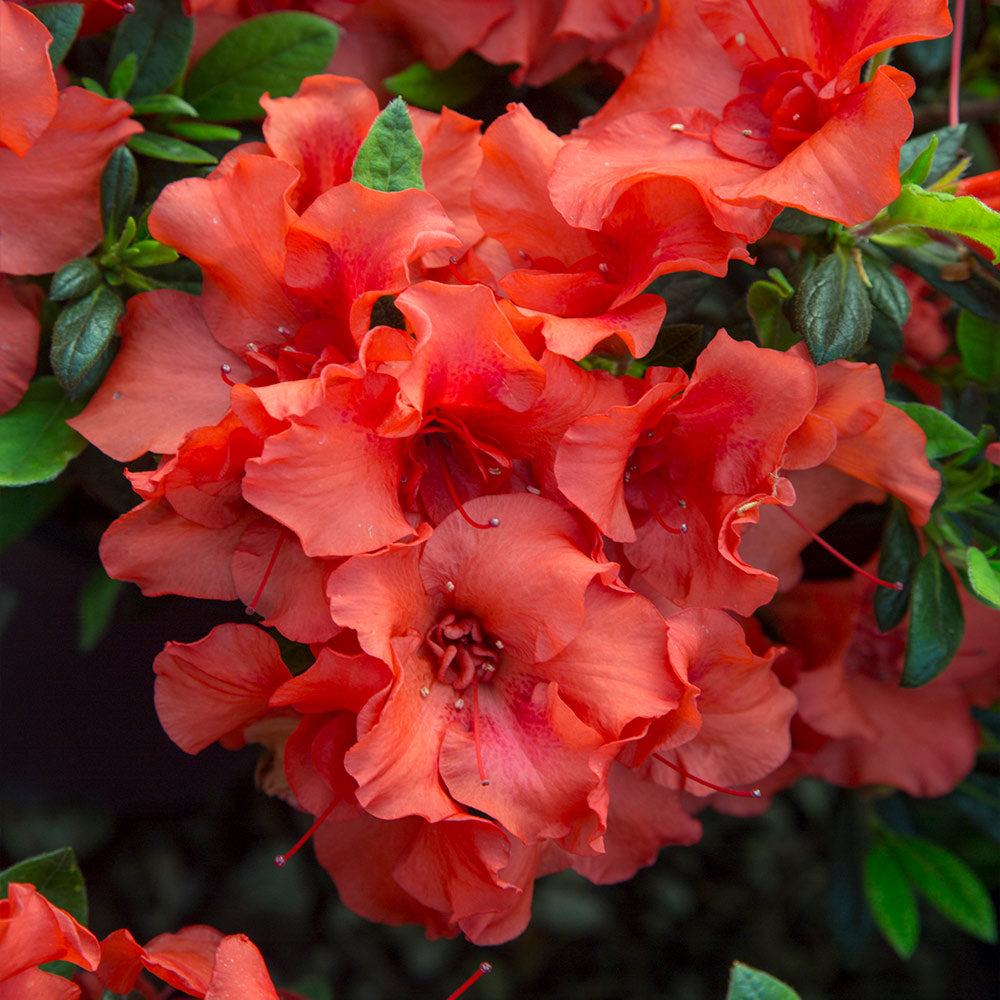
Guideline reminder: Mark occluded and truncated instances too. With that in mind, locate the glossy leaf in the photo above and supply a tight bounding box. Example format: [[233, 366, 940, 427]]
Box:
[[352, 97, 424, 192], [874, 503, 922, 631], [956, 311, 1000, 383], [108, 0, 193, 99], [29, 3, 83, 69], [771, 207, 832, 235], [888, 834, 998, 943], [898, 133, 937, 186], [100, 147, 137, 240], [128, 132, 217, 165], [49, 258, 102, 302], [748, 274, 795, 349], [898, 125, 966, 186], [902, 551, 965, 687], [0, 378, 87, 486], [796, 248, 872, 363], [891, 401, 979, 458], [864, 840, 919, 958], [184, 12, 339, 121], [129, 93, 199, 118], [886, 184, 1000, 263], [864, 257, 910, 326], [167, 120, 242, 142], [0, 848, 88, 924], [966, 547, 1000, 608], [50, 286, 123, 397], [108, 51, 137, 100], [725, 962, 802, 1000]]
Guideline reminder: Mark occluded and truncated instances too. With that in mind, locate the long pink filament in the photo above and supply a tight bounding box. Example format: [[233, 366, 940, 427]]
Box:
[[274, 800, 337, 867], [949, 0, 966, 128]]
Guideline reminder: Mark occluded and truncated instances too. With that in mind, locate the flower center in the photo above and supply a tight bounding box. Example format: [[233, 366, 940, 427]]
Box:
[[426, 613, 500, 691]]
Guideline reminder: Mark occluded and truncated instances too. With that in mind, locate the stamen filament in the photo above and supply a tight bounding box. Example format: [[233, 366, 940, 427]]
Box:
[[638, 474, 686, 534], [654, 753, 762, 798], [274, 799, 337, 867], [949, 0, 966, 127], [777, 505, 903, 591], [245, 532, 285, 614], [444, 962, 493, 1000], [472, 673, 489, 787], [744, 0, 784, 58], [435, 442, 494, 529]]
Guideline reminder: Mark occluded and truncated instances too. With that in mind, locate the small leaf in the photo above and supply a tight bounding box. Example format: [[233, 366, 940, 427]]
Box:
[[898, 125, 967, 185], [956, 310, 1000, 384], [129, 93, 199, 118], [78, 566, 124, 653], [128, 132, 217, 164], [886, 183, 1000, 263], [899, 133, 938, 186], [166, 120, 242, 142], [864, 840, 919, 959], [873, 503, 922, 631], [0, 848, 88, 924], [100, 147, 138, 240], [796, 248, 873, 363], [50, 286, 124, 397], [966, 547, 1000, 608], [863, 257, 911, 326], [108, 0, 194, 99], [108, 51, 137, 99], [771, 207, 832, 236], [887, 833, 998, 943], [49, 258, 102, 302], [902, 551, 965, 687], [184, 12, 339, 121], [725, 962, 802, 1000], [352, 97, 424, 192], [29, 3, 83, 69], [385, 52, 503, 110], [0, 378, 87, 486], [891, 401, 979, 458], [126, 240, 179, 268], [748, 278, 795, 349]]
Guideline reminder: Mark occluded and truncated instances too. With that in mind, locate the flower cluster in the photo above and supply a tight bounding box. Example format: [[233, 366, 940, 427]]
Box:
[[4, 0, 998, 956]]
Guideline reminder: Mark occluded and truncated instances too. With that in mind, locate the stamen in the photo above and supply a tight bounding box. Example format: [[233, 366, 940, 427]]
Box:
[[777, 505, 903, 590], [654, 753, 762, 798], [101, 0, 135, 11], [447, 256, 474, 286], [743, 0, 784, 58], [638, 474, 686, 535], [435, 442, 496, 530], [220, 363, 236, 386], [245, 532, 285, 614], [274, 799, 337, 867], [472, 673, 489, 786], [444, 962, 493, 1000]]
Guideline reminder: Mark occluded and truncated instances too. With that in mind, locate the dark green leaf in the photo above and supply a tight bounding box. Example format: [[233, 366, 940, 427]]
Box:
[[747, 278, 795, 349], [0, 848, 88, 924], [644, 323, 703, 367], [966, 547, 1000, 608], [49, 257, 102, 302], [108, 51, 137, 99], [29, 3, 83, 69], [898, 125, 967, 186], [352, 97, 424, 192], [108, 0, 193, 99], [771, 207, 832, 236], [166, 120, 242, 142], [128, 132, 217, 164], [796, 248, 872, 363], [0, 481, 66, 551], [184, 12, 339, 121], [129, 93, 199, 118], [385, 52, 502, 110], [50, 286, 123, 397], [80, 76, 108, 97], [78, 566, 124, 653], [888, 833, 997, 942], [950, 772, 1000, 844], [0, 378, 87, 485], [100, 146, 137, 239], [902, 551, 965, 687], [864, 256, 911, 326], [864, 840, 919, 958], [885, 183, 1000, 263], [891, 401, 979, 458], [874, 503, 922, 631], [725, 962, 802, 1000], [956, 310, 1000, 384]]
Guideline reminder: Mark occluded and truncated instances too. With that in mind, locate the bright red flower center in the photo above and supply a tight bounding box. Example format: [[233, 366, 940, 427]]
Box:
[[426, 613, 500, 691], [756, 58, 834, 155]]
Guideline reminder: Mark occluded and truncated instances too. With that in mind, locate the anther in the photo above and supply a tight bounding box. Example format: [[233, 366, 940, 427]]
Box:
[[444, 962, 493, 1000], [274, 800, 337, 867], [734, 31, 746, 45], [741, 129, 753, 136], [420, 685, 430, 698], [645, 429, 655, 438], [680, 523, 688, 533], [678, 499, 687, 508], [654, 754, 762, 799], [220, 363, 236, 386], [670, 123, 686, 131], [488, 517, 500, 527], [445, 580, 456, 592], [455, 698, 465, 710], [494, 639, 504, 650], [526, 485, 541, 495], [488, 467, 501, 475]]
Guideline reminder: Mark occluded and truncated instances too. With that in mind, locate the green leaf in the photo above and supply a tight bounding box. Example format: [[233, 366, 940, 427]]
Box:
[[29, 3, 83, 69], [748, 276, 795, 349], [129, 93, 199, 118], [108, 51, 138, 99], [166, 120, 242, 142], [108, 0, 194, 99], [888, 833, 998, 943], [643, 323, 703, 367], [0, 481, 67, 551], [771, 207, 833, 236], [128, 132, 217, 164], [0, 378, 87, 486], [725, 962, 802, 1000], [126, 239, 179, 268], [864, 840, 919, 958], [385, 52, 502, 110], [956, 310, 1000, 384], [49, 257, 102, 302], [886, 183, 1000, 263], [902, 551, 965, 687], [891, 401, 979, 458], [874, 503, 922, 631], [78, 566, 124, 653], [100, 146, 137, 240], [0, 848, 88, 925], [184, 12, 339, 121], [899, 133, 938, 186], [50, 286, 124, 397], [950, 772, 1000, 845], [898, 125, 967, 185], [352, 97, 423, 193], [864, 257, 911, 326], [796, 248, 872, 363], [966, 547, 1000, 608]]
